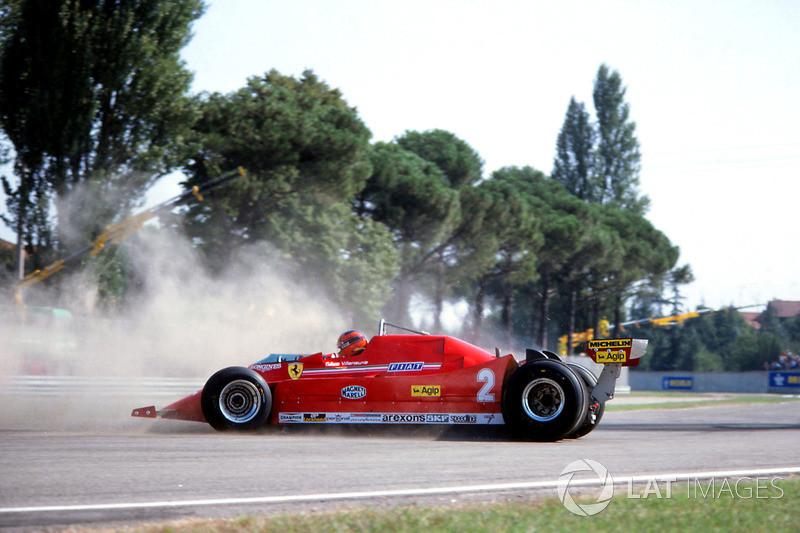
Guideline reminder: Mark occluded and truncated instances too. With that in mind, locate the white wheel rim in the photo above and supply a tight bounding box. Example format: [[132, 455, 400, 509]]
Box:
[[522, 377, 565, 422], [219, 379, 261, 423]]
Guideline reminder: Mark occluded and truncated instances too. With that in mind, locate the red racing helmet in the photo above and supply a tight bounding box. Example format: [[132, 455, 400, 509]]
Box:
[[337, 330, 368, 357]]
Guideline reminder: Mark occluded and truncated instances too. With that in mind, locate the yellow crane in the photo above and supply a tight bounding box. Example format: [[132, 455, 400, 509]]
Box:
[[12, 167, 245, 303], [558, 310, 711, 354], [558, 306, 764, 354]]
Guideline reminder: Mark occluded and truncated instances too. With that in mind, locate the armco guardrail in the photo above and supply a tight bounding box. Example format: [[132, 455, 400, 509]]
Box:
[[0, 375, 204, 397]]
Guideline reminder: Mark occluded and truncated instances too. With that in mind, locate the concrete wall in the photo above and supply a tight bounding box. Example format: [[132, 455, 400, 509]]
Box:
[[628, 370, 800, 394]]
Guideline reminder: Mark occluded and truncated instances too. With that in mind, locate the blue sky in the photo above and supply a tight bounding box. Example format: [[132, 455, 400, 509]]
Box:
[[5, 0, 800, 312]]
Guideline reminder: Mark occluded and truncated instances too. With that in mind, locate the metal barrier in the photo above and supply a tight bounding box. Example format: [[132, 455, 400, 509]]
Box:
[[0, 375, 204, 397]]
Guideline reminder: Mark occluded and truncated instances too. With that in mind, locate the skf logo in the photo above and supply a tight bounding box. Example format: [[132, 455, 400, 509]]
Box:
[[595, 349, 627, 363], [411, 385, 441, 397], [288, 362, 303, 380], [588, 339, 632, 350]]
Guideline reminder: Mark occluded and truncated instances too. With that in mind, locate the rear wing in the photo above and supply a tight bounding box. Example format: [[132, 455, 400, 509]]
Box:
[[585, 338, 648, 367], [585, 338, 648, 404]]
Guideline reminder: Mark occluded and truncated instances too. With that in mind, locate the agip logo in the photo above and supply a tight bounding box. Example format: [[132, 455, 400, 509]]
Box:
[[595, 349, 627, 363], [411, 385, 441, 397], [558, 459, 614, 516]]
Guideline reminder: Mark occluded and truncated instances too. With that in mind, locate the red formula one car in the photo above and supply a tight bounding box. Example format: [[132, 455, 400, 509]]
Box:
[[132, 320, 647, 441]]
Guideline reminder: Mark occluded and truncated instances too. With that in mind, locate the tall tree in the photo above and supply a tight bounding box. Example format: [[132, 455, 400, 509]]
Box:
[[396, 129, 484, 189], [184, 70, 374, 258], [666, 264, 695, 314], [522, 178, 589, 348], [0, 0, 204, 259], [395, 129, 483, 331], [557, 205, 622, 353], [547, 65, 670, 350], [591, 204, 678, 333], [552, 97, 595, 201], [552, 65, 649, 213], [593, 64, 648, 212], [182, 70, 395, 323], [355, 141, 460, 325], [0, 0, 59, 275], [469, 167, 543, 343]]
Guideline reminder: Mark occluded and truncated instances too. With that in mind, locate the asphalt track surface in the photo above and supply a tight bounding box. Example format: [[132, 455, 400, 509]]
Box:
[[1, 396, 800, 531]]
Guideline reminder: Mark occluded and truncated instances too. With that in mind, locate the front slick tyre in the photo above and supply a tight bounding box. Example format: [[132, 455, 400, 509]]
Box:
[[503, 360, 588, 442], [201, 366, 271, 431]]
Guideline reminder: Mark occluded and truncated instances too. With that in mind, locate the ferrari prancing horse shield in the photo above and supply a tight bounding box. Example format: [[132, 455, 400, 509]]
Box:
[[288, 362, 303, 380]]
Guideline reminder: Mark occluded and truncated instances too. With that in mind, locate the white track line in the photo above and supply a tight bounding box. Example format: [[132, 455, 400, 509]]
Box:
[[2, 467, 799, 515]]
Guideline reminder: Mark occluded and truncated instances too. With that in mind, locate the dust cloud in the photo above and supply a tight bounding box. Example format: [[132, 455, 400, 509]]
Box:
[[0, 225, 350, 430]]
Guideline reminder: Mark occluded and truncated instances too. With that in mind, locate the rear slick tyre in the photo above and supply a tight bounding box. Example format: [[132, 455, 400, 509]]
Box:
[[201, 366, 271, 431], [565, 363, 604, 439], [502, 360, 588, 442]]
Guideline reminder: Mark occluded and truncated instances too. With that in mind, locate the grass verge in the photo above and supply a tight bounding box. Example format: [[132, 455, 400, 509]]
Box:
[[606, 393, 800, 411]]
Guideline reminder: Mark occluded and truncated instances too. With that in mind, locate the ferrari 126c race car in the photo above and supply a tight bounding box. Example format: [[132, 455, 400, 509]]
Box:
[[132, 320, 648, 441]]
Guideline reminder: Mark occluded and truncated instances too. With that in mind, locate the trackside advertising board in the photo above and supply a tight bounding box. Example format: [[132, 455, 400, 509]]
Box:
[[769, 372, 800, 388]]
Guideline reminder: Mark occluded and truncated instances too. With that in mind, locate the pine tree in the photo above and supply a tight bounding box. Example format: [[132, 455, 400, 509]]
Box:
[[552, 97, 595, 201], [551, 65, 649, 213], [593, 64, 648, 213]]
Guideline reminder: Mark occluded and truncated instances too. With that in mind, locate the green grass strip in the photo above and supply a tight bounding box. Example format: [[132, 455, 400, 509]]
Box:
[[606, 394, 800, 411]]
